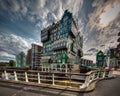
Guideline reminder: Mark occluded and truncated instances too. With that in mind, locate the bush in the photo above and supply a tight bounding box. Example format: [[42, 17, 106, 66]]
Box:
[[80, 66, 91, 73]]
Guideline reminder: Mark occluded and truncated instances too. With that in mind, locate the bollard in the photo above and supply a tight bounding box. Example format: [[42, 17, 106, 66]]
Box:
[[102, 71, 106, 78], [65, 64, 67, 73], [97, 71, 100, 78], [108, 71, 113, 77], [25, 72, 28, 82], [38, 72, 41, 84], [4, 70, 8, 80], [14, 71, 18, 81]]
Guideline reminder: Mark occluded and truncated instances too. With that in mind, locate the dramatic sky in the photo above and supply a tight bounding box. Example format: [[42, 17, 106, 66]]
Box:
[[0, 0, 120, 62]]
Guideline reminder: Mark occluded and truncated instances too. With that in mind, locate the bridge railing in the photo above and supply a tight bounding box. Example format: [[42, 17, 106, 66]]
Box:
[[0, 69, 113, 89], [80, 70, 113, 88]]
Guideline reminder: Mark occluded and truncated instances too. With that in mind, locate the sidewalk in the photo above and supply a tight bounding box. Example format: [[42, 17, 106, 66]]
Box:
[[113, 70, 120, 76]]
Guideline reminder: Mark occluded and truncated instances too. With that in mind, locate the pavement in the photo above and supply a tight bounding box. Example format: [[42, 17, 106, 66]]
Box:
[[0, 81, 84, 96]]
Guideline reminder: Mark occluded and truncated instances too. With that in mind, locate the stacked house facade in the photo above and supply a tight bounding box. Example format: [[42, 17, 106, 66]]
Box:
[[41, 10, 83, 66]]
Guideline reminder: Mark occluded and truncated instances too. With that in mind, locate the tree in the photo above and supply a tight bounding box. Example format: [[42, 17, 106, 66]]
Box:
[[9, 60, 16, 67]]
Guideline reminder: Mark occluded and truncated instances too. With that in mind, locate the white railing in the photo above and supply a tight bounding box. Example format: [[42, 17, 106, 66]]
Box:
[[80, 70, 113, 89], [0, 69, 113, 89]]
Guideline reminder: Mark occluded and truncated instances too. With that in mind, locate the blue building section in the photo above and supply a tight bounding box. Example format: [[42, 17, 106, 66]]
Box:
[[81, 58, 95, 67], [60, 10, 72, 36]]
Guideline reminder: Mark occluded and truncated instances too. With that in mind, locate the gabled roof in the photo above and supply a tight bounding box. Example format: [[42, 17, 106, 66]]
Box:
[[97, 50, 104, 55]]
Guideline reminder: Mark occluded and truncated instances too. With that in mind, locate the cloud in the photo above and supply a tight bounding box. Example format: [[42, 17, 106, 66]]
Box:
[[81, 0, 120, 51], [0, 51, 15, 58], [0, 33, 29, 55], [0, 0, 29, 21], [99, 0, 120, 27], [83, 48, 98, 62], [0, 51, 15, 62], [0, 0, 119, 63], [0, 0, 83, 29], [84, 53, 93, 56], [0, 32, 42, 61], [87, 48, 98, 53], [78, 0, 120, 62]]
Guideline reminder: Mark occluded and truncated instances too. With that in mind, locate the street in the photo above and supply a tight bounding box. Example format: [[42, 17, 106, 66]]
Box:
[[83, 75, 120, 96], [0, 76, 120, 96], [0, 81, 83, 96]]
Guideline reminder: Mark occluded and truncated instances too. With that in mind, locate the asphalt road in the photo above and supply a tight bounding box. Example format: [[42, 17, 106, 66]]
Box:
[[0, 76, 120, 96], [84, 76, 120, 96], [0, 82, 83, 96]]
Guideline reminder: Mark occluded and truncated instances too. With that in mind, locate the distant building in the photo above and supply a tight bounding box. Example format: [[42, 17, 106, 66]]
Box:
[[81, 58, 94, 67], [16, 52, 26, 67], [41, 10, 83, 66], [105, 48, 118, 68], [104, 32, 120, 68], [31, 43, 42, 69], [26, 49, 32, 68], [96, 51, 104, 67]]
